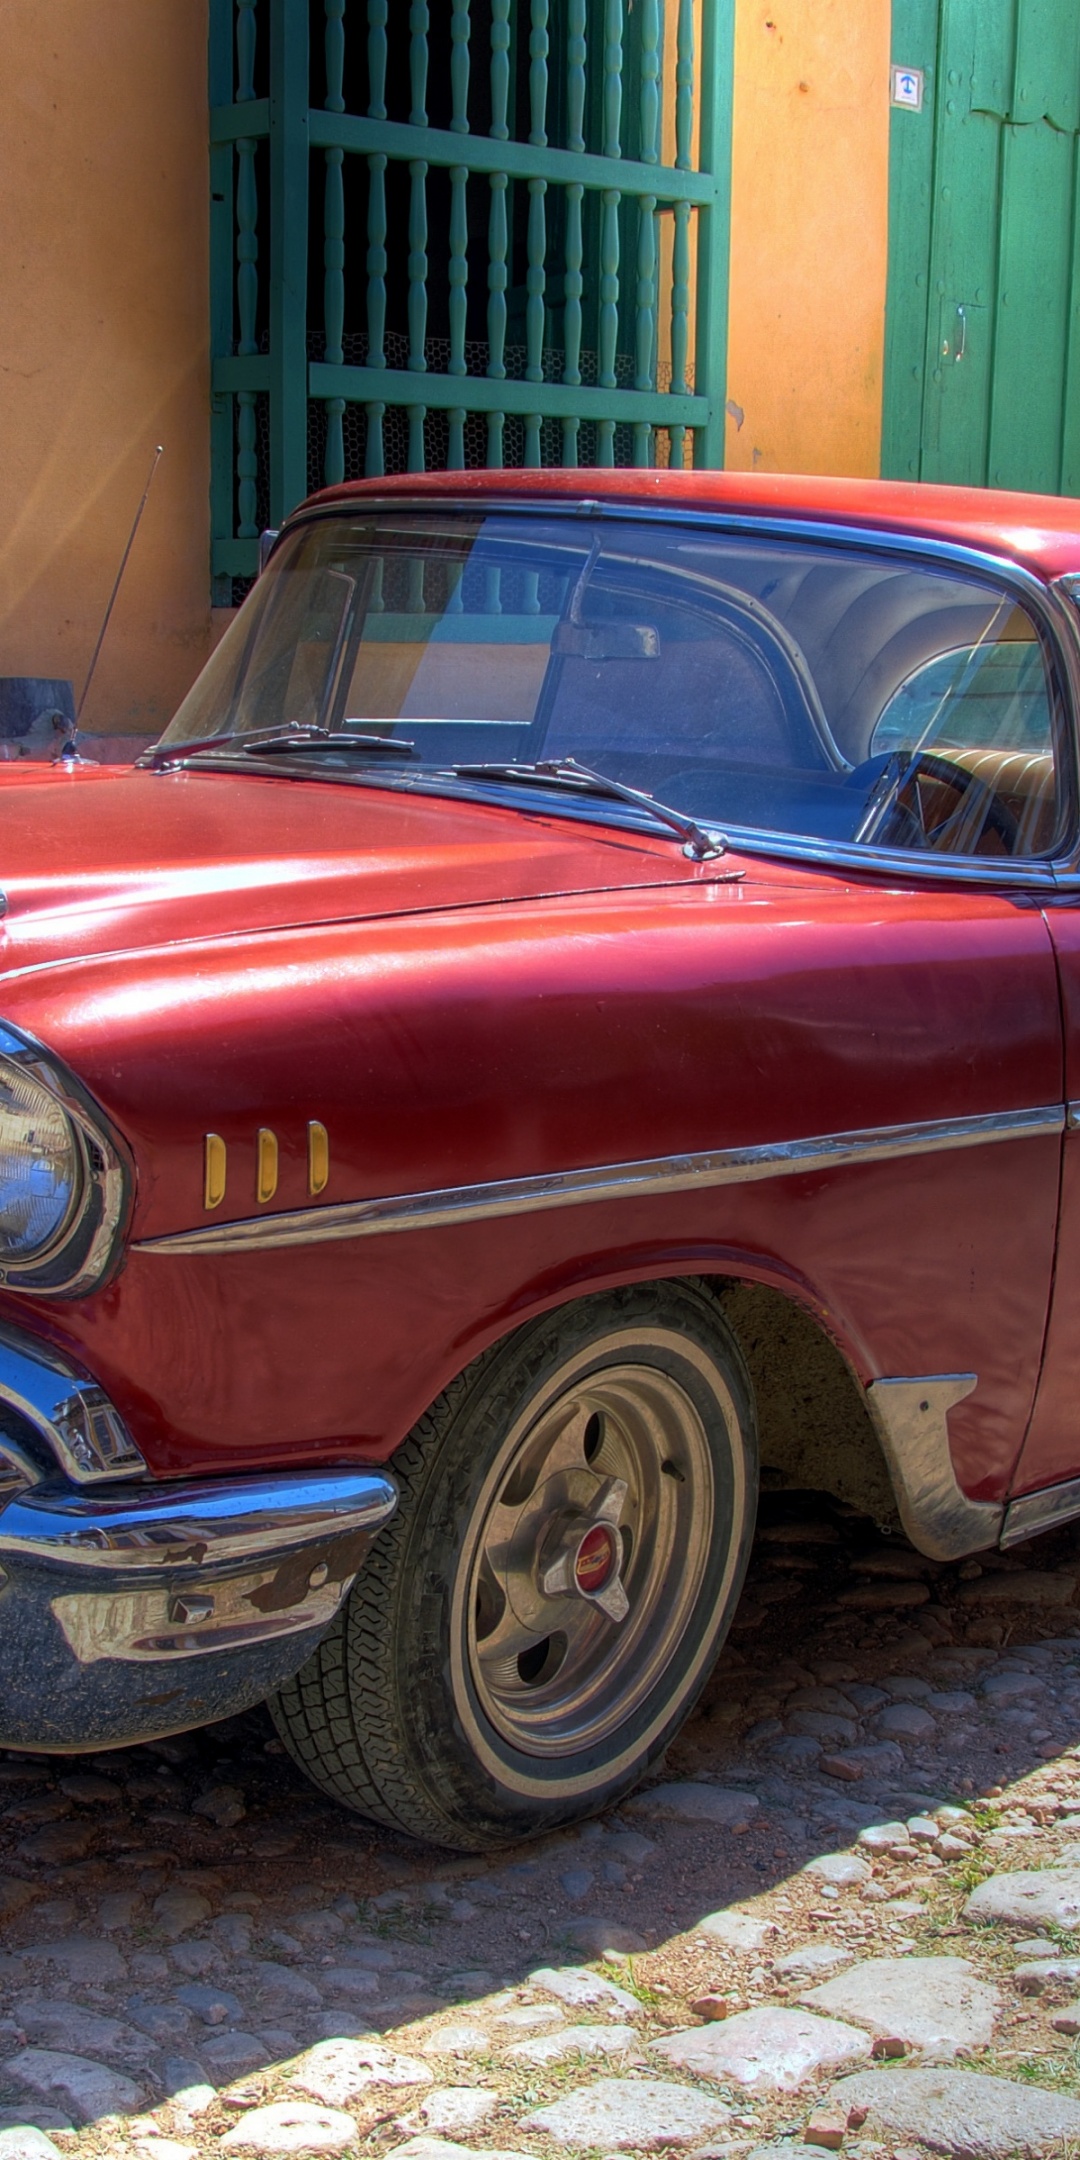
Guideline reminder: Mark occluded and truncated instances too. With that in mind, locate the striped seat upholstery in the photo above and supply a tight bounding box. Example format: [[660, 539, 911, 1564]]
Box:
[[944, 748, 1058, 854]]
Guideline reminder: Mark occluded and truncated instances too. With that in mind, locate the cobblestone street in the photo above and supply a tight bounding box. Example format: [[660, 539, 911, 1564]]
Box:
[[6, 1491, 1080, 2159]]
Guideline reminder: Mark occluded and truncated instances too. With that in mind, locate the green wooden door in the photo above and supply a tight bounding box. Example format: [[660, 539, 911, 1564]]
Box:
[[883, 0, 1080, 492]]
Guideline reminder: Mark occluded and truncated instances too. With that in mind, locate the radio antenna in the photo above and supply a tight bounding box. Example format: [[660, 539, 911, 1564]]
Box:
[[75, 444, 164, 731]]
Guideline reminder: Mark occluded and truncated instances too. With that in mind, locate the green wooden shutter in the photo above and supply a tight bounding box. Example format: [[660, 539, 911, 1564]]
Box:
[[209, 0, 735, 594]]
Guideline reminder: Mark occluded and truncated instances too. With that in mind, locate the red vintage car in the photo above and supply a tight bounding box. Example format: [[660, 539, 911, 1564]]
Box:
[[1, 466, 1080, 1850]]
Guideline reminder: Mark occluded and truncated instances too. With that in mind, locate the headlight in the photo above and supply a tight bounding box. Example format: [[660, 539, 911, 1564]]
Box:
[[0, 1060, 79, 1259], [0, 1023, 130, 1297]]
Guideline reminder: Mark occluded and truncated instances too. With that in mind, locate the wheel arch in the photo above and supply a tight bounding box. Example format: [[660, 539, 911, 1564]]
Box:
[[705, 1274, 900, 1532], [444, 1244, 902, 1536]]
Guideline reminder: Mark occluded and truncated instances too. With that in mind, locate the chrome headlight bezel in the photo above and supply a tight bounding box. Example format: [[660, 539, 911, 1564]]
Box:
[[0, 1023, 131, 1297]]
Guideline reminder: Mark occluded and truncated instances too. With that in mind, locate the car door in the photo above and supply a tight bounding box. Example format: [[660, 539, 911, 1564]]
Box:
[[1004, 898, 1080, 1519], [707, 526, 1069, 1523]]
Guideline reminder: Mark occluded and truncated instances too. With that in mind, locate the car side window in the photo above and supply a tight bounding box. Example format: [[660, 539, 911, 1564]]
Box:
[[855, 606, 1062, 858]]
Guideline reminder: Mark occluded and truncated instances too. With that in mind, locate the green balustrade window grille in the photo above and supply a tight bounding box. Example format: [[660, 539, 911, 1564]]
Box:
[[209, 0, 734, 597]]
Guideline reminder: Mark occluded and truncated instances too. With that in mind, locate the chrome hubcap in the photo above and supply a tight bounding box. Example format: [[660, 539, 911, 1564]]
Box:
[[465, 1346, 715, 1757], [538, 1477, 630, 1622]]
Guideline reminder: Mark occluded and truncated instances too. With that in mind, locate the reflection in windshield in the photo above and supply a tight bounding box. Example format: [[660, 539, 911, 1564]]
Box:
[[158, 513, 1061, 860]]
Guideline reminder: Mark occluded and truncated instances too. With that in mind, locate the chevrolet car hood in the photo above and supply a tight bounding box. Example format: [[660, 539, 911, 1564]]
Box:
[[0, 762, 708, 970]]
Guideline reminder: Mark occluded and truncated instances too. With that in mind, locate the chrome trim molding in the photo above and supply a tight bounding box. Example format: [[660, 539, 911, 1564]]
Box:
[[0, 1464, 398, 1571], [1067, 1101, 1080, 1132], [293, 491, 1067, 602], [136, 1104, 1063, 1258], [0, 1435, 41, 1501], [1001, 1476, 1080, 1548], [865, 1374, 1003, 1561], [0, 1322, 146, 1484]]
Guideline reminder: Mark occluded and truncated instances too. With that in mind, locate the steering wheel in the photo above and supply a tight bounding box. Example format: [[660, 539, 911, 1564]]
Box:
[[869, 749, 1020, 856]]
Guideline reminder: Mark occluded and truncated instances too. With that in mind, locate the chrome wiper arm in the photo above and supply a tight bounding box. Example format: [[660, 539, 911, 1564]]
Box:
[[139, 725, 415, 771], [451, 757, 725, 860], [139, 724, 334, 770], [138, 731, 245, 769]]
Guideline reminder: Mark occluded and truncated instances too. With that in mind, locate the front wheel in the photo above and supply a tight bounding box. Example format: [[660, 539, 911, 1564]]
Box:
[[270, 1281, 758, 1849]]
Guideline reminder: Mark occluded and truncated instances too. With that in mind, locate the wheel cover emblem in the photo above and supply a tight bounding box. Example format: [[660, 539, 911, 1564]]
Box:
[[574, 1524, 617, 1594]]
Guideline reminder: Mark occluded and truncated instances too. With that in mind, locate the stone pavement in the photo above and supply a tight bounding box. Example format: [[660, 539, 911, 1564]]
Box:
[[6, 1494, 1080, 2156]]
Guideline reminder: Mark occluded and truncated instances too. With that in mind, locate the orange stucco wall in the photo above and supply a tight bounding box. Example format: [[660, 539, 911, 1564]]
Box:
[[0, 0, 212, 739], [0, 0, 890, 745], [725, 0, 892, 478]]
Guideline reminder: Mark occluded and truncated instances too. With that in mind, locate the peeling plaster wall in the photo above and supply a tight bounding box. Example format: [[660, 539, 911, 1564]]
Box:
[[0, 1, 212, 740], [725, 0, 892, 479]]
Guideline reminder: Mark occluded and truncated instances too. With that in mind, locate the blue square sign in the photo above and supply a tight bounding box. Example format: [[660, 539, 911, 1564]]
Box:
[[891, 65, 925, 111]]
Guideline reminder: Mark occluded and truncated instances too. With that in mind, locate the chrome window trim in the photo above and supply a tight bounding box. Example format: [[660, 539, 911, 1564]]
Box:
[[1049, 569, 1080, 887], [0, 1023, 132, 1299], [231, 495, 1080, 892], [135, 1104, 1063, 1259], [153, 756, 1064, 891]]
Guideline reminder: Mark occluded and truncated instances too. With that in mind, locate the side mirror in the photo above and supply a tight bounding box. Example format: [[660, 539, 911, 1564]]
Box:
[[258, 529, 281, 576], [0, 678, 77, 759]]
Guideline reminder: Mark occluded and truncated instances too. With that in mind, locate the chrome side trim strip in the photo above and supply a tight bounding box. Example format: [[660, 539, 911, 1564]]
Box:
[[865, 1374, 1002, 1561], [1067, 1101, 1080, 1132], [1001, 1476, 1080, 1548], [135, 1104, 1063, 1258]]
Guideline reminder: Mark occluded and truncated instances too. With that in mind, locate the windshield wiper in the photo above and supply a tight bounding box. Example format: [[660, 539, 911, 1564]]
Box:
[[451, 757, 724, 860], [236, 729, 416, 758], [140, 725, 415, 770]]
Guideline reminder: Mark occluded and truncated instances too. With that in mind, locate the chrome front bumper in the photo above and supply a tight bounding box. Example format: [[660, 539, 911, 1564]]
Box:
[[0, 1318, 147, 1483], [0, 1464, 398, 1661], [0, 1325, 397, 1749]]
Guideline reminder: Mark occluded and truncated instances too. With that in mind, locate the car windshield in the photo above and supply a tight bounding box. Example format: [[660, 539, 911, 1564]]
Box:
[[157, 510, 1065, 860]]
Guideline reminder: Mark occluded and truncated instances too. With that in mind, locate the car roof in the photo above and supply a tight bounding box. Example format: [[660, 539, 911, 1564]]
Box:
[[305, 467, 1080, 584]]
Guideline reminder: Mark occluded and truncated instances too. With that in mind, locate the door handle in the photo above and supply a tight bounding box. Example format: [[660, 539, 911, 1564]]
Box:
[[954, 304, 967, 363]]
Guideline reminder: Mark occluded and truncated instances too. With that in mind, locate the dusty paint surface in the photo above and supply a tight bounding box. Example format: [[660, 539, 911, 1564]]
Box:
[[725, 0, 891, 478], [0, 0, 213, 739]]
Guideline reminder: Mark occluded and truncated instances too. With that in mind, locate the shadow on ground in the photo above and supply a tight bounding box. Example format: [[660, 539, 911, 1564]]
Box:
[[2, 1487, 1080, 2149]]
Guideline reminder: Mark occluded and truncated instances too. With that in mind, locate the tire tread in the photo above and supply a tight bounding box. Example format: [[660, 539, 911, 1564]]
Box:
[[272, 1392, 487, 1844], [270, 1284, 755, 1850]]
